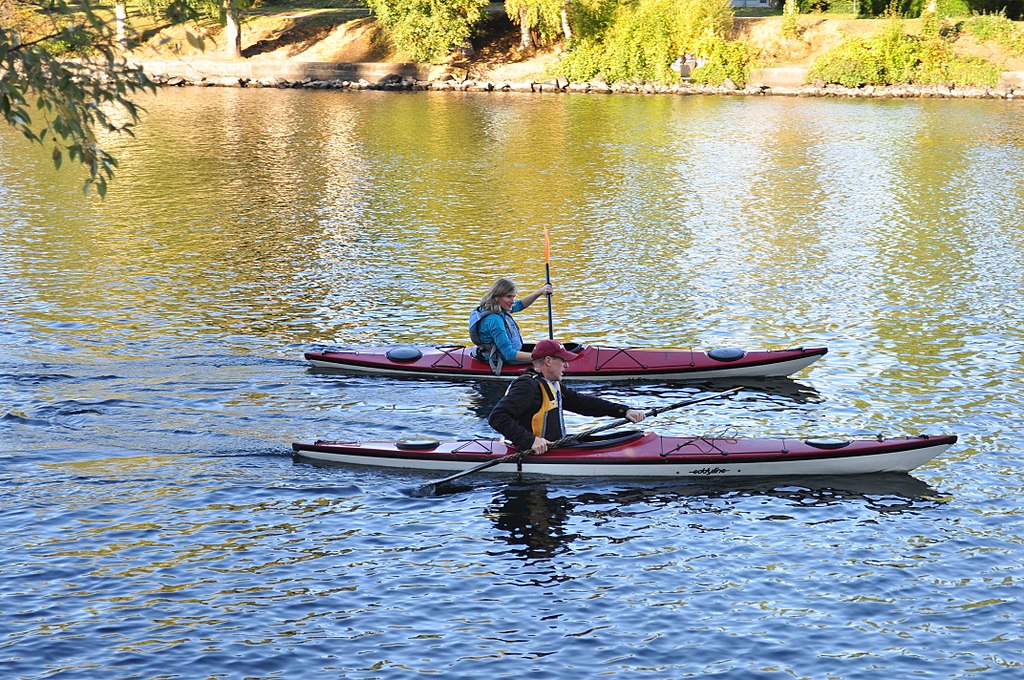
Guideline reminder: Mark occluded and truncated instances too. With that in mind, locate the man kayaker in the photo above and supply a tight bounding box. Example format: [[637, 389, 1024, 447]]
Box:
[[469, 277, 553, 373], [488, 339, 646, 454]]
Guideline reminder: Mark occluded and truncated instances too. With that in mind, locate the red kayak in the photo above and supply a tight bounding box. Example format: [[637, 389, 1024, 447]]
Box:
[[304, 343, 827, 381], [292, 432, 957, 478]]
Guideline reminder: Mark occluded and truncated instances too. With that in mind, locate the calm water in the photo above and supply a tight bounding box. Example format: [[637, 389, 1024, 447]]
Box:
[[2, 88, 1023, 678]]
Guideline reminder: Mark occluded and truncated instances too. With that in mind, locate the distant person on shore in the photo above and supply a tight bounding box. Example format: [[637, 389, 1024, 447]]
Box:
[[469, 277, 553, 373], [488, 339, 646, 454]]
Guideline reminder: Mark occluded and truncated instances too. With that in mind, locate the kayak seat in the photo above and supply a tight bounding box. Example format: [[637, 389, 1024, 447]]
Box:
[[567, 430, 645, 449], [519, 342, 583, 355]]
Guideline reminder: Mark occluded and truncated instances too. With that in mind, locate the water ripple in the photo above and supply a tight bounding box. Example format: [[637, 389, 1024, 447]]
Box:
[[2, 91, 1023, 678]]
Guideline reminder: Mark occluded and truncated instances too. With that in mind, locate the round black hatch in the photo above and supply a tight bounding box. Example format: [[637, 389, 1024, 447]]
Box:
[[396, 438, 440, 450], [708, 347, 746, 362], [385, 345, 423, 363], [804, 438, 852, 449]]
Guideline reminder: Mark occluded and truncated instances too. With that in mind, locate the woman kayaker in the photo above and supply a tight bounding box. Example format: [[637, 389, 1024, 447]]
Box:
[[488, 339, 646, 454], [469, 277, 553, 373]]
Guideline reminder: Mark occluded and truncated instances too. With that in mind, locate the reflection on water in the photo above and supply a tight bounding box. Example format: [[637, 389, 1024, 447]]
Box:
[[487, 474, 946, 561], [4, 92, 1023, 363], [4, 88, 1020, 449], [3, 88, 1024, 678], [488, 483, 578, 560]]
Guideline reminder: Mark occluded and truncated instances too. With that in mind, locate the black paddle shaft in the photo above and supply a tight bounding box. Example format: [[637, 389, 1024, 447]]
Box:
[[422, 386, 743, 490], [545, 262, 554, 340]]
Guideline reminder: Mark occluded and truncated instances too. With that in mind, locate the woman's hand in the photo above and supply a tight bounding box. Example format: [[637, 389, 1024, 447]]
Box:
[[521, 283, 554, 308]]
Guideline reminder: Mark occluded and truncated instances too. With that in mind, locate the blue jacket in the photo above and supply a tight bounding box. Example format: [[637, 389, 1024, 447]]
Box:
[[469, 301, 524, 365]]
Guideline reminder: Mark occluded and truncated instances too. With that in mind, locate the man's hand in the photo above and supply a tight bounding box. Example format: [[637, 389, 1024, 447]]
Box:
[[625, 409, 646, 424], [531, 436, 553, 454]]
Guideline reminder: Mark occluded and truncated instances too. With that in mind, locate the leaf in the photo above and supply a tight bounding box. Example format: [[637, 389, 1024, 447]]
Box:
[[186, 32, 206, 52]]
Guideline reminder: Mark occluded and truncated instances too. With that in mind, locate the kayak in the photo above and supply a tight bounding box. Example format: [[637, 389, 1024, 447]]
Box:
[[304, 343, 828, 381], [291, 431, 957, 478]]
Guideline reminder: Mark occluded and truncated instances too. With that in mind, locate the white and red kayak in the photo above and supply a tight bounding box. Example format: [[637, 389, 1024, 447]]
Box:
[[304, 343, 827, 381], [291, 431, 956, 478]]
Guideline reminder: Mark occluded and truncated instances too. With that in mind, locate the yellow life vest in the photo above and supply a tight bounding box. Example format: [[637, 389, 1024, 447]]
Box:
[[530, 377, 565, 442]]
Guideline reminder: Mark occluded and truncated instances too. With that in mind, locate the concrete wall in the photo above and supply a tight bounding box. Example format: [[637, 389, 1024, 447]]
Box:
[[137, 60, 431, 83], [748, 68, 809, 88]]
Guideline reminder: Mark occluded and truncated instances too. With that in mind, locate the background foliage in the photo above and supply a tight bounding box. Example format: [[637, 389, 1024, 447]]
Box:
[[808, 12, 1003, 87], [556, 0, 745, 85], [1, 0, 158, 194], [364, 0, 488, 62]]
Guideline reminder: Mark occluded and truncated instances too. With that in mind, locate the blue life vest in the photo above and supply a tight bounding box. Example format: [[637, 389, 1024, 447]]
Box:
[[468, 305, 523, 374]]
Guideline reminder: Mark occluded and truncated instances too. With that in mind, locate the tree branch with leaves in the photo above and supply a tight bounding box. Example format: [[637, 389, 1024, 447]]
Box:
[[1, 0, 195, 194]]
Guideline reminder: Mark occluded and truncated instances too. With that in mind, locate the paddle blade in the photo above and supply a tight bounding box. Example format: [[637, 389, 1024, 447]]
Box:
[[544, 226, 551, 263]]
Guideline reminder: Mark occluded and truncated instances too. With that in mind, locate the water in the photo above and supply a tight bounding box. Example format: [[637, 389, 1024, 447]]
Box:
[[1, 88, 1022, 678]]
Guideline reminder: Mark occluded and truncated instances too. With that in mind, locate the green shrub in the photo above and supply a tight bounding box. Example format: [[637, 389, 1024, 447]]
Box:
[[808, 38, 887, 86], [809, 10, 1001, 87], [915, 34, 951, 83], [601, 0, 680, 83], [941, 55, 1001, 86], [965, 13, 1014, 41], [965, 12, 1024, 57], [556, 37, 607, 81], [675, 0, 734, 49], [554, 0, 741, 85], [877, 14, 919, 82], [690, 33, 751, 87]]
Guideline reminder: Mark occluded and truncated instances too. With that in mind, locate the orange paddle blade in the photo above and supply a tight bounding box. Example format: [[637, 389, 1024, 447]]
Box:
[[544, 226, 550, 262]]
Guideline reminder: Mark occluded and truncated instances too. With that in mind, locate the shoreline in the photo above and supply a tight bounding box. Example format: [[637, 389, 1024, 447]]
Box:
[[137, 59, 1024, 100]]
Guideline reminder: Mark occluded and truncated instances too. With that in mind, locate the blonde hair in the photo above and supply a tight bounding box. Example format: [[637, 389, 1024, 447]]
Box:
[[480, 277, 517, 313]]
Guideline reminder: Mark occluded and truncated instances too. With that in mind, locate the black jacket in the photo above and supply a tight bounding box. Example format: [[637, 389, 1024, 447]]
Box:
[[488, 371, 631, 451]]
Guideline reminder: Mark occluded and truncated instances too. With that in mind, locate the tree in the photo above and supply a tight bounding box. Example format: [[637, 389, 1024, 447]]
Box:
[[593, 0, 734, 83], [365, 0, 489, 63], [137, 0, 247, 58], [1, 0, 200, 194], [506, 0, 564, 49], [0, 0, 165, 195], [223, 0, 241, 58]]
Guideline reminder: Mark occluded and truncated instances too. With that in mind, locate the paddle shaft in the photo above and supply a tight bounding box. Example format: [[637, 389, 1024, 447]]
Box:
[[545, 262, 554, 340], [424, 386, 742, 489], [543, 227, 553, 340]]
